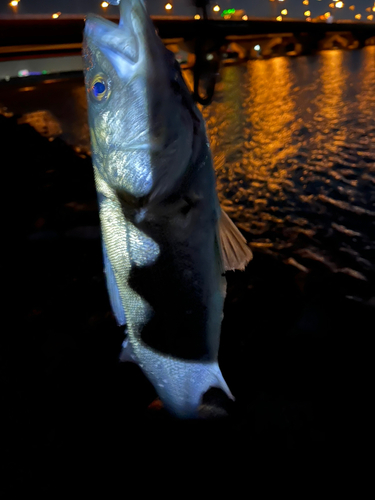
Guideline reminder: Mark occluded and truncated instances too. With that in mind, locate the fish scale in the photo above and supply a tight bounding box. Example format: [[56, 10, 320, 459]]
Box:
[[94, 166, 156, 332], [95, 164, 232, 416]]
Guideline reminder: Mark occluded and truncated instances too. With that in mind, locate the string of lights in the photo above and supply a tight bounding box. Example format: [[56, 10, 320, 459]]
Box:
[[4, 1, 375, 22]]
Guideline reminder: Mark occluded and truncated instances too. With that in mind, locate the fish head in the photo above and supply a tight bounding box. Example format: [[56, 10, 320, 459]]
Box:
[[82, 0, 204, 200]]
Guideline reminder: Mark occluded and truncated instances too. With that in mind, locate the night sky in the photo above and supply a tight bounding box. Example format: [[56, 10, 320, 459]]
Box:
[[0, 0, 373, 21]]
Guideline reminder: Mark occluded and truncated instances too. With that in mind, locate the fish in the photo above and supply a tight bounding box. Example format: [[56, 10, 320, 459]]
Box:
[[82, 0, 252, 418]]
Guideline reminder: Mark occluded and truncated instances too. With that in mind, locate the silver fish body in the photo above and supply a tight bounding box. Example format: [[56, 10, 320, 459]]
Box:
[[82, 0, 244, 418]]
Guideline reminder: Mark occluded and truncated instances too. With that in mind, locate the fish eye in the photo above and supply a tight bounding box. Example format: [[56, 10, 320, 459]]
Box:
[[90, 74, 110, 102]]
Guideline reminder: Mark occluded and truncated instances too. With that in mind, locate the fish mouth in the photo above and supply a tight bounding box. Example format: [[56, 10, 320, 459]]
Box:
[[84, 2, 150, 66], [85, 13, 139, 65]]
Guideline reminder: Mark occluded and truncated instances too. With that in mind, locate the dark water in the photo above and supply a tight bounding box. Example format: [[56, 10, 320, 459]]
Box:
[[1, 47, 374, 294], [203, 48, 375, 294], [1, 48, 375, 489]]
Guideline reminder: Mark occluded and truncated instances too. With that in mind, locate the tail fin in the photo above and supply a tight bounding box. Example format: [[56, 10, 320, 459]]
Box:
[[134, 343, 234, 419]]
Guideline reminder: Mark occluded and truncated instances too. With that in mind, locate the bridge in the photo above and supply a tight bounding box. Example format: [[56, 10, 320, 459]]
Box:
[[1, 15, 374, 103]]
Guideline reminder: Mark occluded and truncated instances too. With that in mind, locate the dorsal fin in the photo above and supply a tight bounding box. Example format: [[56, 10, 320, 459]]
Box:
[[219, 209, 253, 271]]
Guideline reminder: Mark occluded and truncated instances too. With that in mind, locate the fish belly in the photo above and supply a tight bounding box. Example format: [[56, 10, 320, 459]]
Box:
[[94, 162, 230, 417]]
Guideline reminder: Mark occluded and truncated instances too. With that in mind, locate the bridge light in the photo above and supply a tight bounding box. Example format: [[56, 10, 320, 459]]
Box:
[[303, 0, 309, 5], [368, 14, 374, 19], [101, 1, 109, 7], [281, 9, 288, 15], [194, 14, 201, 19], [306, 17, 312, 21], [276, 15, 283, 20], [349, 5, 355, 10], [304, 10, 311, 16], [335, 1, 344, 7], [254, 44, 261, 51], [52, 12, 61, 19], [355, 13, 361, 19], [324, 11, 331, 17], [213, 5, 221, 12], [329, 2, 335, 7], [242, 15, 249, 20], [165, 3, 173, 11], [9, 1, 19, 6], [365, 7, 371, 12]]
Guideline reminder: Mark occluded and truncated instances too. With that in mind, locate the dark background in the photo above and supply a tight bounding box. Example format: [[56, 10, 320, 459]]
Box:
[[1, 106, 370, 493]]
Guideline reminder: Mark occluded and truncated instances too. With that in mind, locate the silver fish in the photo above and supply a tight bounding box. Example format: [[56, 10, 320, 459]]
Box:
[[82, 0, 252, 418]]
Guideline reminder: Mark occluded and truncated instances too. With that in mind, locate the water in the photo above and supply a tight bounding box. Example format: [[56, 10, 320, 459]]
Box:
[[1, 48, 374, 468], [1, 47, 375, 295], [201, 48, 375, 291]]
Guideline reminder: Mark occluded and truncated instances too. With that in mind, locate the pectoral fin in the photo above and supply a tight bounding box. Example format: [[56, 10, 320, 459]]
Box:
[[219, 209, 253, 271]]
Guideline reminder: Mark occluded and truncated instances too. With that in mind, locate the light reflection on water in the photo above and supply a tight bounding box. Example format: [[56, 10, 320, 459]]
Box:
[[244, 57, 298, 169], [1, 47, 374, 286], [316, 50, 347, 133], [199, 48, 375, 285]]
